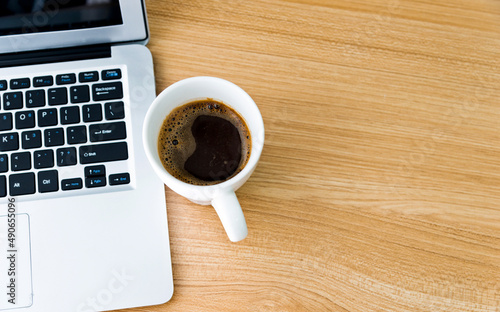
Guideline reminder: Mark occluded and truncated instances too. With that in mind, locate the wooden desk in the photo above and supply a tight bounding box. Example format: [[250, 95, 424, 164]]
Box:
[[122, 0, 500, 311]]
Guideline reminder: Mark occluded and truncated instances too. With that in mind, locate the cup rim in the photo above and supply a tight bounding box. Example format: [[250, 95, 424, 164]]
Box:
[[143, 76, 265, 191]]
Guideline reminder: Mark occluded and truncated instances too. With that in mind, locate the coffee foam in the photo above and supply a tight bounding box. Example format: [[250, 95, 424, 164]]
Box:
[[158, 99, 251, 186]]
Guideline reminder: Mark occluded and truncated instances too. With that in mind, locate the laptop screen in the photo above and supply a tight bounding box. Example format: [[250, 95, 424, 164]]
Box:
[[0, 0, 123, 36], [0, 0, 146, 54]]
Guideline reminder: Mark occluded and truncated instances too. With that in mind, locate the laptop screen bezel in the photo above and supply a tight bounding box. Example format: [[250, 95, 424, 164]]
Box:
[[0, 0, 148, 54]]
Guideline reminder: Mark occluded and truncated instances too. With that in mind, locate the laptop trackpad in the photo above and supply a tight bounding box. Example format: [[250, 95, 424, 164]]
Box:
[[0, 214, 33, 310]]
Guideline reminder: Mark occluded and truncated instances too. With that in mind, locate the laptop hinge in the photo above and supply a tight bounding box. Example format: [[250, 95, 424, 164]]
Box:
[[0, 45, 111, 68]]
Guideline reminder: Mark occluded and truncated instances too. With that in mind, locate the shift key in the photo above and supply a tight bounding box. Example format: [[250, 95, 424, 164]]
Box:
[[80, 142, 128, 164], [92, 82, 123, 101]]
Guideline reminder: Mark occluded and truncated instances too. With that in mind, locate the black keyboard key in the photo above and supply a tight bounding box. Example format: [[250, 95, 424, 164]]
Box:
[[70, 85, 90, 103], [67, 126, 87, 144], [11, 152, 31, 171], [61, 178, 83, 191], [0, 113, 13, 131], [9, 173, 35, 196], [34, 150, 54, 169], [86, 176, 106, 188], [85, 165, 106, 177], [109, 173, 130, 186], [48, 87, 68, 105], [21, 130, 42, 149], [102, 69, 122, 80], [26, 89, 46, 108], [92, 82, 123, 101], [56, 74, 76, 85], [0, 133, 19, 151], [10, 78, 30, 90], [44, 128, 64, 147], [79, 142, 128, 164], [79, 71, 99, 83], [60, 106, 80, 124], [38, 108, 58, 127], [0, 176, 5, 197], [104, 101, 125, 120], [89, 121, 126, 142], [0, 80, 7, 91], [0, 154, 7, 173], [38, 170, 59, 193], [82, 104, 102, 122], [33, 76, 54, 87], [3, 92, 23, 110], [57, 147, 77, 166], [15, 111, 35, 129]]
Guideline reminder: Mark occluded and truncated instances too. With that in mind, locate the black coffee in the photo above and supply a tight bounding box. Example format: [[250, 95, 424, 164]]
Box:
[[158, 99, 251, 185]]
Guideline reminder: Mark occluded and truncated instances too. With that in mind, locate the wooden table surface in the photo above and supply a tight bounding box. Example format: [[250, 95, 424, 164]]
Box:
[[122, 0, 500, 311]]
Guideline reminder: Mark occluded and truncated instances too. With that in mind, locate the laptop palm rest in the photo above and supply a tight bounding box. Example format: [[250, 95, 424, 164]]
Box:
[[0, 214, 33, 310]]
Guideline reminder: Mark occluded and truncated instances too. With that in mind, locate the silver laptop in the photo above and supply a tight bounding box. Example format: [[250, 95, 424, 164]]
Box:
[[0, 1, 173, 311]]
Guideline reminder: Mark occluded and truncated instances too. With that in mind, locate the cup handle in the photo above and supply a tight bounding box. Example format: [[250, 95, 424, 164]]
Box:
[[211, 191, 248, 242]]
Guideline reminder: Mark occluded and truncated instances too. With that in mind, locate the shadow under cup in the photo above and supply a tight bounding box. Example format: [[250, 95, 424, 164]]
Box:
[[143, 77, 264, 242]]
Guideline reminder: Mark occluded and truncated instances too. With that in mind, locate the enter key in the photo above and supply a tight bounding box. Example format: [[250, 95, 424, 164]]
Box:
[[89, 122, 127, 142]]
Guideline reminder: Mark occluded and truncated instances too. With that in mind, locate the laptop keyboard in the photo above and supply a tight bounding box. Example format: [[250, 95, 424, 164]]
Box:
[[0, 67, 132, 198]]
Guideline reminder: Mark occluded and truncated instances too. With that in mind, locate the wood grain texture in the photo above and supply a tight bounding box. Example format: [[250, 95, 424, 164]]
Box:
[[117, 0, 500, 311]]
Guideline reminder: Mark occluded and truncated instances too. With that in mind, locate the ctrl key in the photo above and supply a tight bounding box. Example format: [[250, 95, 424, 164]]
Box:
[[61, 178, 83, 191], [38, 170, 58, 193]]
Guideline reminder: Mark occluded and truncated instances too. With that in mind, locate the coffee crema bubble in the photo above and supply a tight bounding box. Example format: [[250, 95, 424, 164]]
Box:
[[158, 99, 252, 186]]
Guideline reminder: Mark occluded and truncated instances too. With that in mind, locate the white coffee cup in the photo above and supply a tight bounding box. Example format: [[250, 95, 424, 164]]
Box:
[[143, 77, 265, 242]]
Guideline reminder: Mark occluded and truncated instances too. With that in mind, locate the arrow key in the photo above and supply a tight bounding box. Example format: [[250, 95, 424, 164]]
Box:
[[85, 176, 106, 188], [109, 173, 130, 186], [61, 178, 83, 191]]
